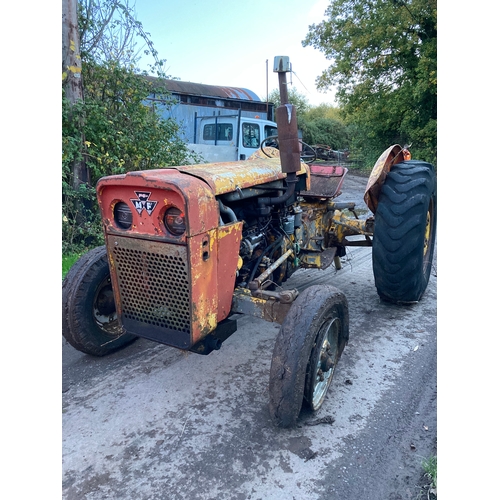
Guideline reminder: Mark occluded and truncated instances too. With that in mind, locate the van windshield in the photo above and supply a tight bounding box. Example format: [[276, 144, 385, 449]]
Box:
[[265, 125, 278, 138]]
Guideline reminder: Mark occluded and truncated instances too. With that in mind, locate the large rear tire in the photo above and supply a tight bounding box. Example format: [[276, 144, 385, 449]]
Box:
[[269, 285, 349, 428], [62, 246, 137, 356], [372, 161, 437, 303]]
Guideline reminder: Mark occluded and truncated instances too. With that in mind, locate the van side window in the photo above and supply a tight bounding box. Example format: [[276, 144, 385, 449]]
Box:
[[203, 123, 233, 141], [242, 123, 260, 148]]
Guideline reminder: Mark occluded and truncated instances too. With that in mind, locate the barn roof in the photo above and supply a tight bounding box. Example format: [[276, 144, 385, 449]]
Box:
[[145, 76, 262, 102]]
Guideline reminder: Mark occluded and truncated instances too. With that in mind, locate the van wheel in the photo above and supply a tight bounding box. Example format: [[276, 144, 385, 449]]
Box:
[[62, 246, 136, 356], [372, 161, 437, 303], [269, 285, 349, 428]]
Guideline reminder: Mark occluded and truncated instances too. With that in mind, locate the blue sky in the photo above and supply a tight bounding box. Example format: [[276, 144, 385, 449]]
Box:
[[132, 0, 337, 106]]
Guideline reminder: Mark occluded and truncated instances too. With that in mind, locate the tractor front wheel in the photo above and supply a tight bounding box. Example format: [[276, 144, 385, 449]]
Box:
[[372, 161, 437, 303], [269, 285, 349, 428], [62, 246, 136, 356]]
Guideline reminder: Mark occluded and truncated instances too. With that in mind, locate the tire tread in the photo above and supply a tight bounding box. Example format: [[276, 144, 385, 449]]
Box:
[[372, 161, 436, 303]]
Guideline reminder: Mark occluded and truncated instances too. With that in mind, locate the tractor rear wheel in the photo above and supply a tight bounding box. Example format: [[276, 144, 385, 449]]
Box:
[[62, 246, 136, 356], [372, 161, 437, 303], [268, 285, 349, 428]]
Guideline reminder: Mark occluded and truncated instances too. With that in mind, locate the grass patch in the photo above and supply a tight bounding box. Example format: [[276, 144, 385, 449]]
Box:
[[423, 454, 437, 488], [62, 252, 83, 280], [420, 455, 437, 499]]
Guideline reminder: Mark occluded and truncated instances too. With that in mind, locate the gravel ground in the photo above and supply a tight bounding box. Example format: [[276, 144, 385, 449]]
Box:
[[62, 168, 437, 500]]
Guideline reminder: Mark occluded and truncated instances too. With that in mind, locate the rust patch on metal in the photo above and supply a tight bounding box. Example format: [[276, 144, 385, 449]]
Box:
[[215, 222, 243, 321], [173, 157, 308, 196], [231, 288, 293, 325], [143, 77, 262, 101], [364, 144, 405, 214], [175, 158, 285, 194], [248, 147, 281, 159], [97, 168, 219, 237], [190, 244, 218, 342], [329, 212, 373, 244], [300, 165, 347, 199]]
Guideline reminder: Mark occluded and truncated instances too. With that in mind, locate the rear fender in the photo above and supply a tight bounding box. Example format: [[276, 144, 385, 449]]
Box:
[[364, 144, 411, 213]]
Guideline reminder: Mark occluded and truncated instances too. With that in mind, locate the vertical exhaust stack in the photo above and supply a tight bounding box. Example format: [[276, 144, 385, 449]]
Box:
[[257, 56, 301, 211], [274, 56, 302, 175]]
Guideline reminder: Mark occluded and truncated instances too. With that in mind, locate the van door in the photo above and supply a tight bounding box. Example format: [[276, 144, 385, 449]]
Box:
[[239, 121, 261, 159]]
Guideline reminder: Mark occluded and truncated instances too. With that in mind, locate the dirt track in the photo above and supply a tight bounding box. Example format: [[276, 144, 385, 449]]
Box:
[[62, 171, 437, 500]]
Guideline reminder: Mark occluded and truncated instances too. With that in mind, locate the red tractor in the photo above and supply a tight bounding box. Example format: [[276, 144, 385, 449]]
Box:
[[62, 56, 436, 427]]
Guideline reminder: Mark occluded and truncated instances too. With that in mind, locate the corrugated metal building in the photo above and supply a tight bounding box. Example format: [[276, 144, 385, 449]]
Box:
[[145, 77, 275, 143]]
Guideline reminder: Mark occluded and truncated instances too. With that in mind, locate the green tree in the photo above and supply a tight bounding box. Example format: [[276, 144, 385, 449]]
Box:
[[300, 117, 350, 150], [78, 0, 167, 74], [303, 0, 437, 166], [302, 103, 344, 122], [267, 87, 310, 116], [267, 88, 349, 151], [299, 104, 350, 150]]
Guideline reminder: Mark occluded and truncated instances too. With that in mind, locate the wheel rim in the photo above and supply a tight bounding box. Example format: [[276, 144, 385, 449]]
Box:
[[310, 317, 340, 410], [423, 198, 435, 270], [423, 211, 430, 253], [423, 207, 431, 256], [93, 275, 122, 336]]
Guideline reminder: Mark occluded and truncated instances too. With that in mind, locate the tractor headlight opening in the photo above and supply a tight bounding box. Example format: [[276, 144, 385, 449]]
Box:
[[114, 202, 133, 230], [164, 207, 186, 236]]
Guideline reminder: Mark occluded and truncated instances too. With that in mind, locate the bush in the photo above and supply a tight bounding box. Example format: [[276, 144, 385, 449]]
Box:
[[299, 117, 349, 150], [62, 61, 198, 253]]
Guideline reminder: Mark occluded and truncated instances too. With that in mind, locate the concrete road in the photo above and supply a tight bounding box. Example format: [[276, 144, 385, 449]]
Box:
[[62, 173, 437, 500]]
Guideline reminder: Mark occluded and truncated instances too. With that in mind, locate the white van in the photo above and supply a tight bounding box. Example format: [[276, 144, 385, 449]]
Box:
[[188, 114, 278, 163]]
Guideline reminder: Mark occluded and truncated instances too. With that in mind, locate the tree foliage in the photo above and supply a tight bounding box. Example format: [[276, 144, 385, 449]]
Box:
[[299, 117, 350, 150], [299, 104, 350, 150], [267, 86, 311, 116], [78, 0, 165, 73], [303, 0, 437, 166], [62, 1, 195, 253], [267, 88, 349, 151], [302, 103, 344, 122], [74, 62, 191, 181]]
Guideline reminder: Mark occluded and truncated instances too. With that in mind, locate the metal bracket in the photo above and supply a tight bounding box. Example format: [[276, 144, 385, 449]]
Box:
[[231, 287, 298, 325], [189, 318, 238, 355]]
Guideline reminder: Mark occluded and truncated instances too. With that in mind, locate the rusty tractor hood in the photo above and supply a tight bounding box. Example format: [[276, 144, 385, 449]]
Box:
[[96, 155, 310, 240], [142, 155, 309, 196]]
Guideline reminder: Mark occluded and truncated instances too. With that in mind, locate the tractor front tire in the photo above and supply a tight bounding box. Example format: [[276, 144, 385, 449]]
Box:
[[62, 246, 136, 356], [269, 285, 349, 428], [372, 161, 437, 303]]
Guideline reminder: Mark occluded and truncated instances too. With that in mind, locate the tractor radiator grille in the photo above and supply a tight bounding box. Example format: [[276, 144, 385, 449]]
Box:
[[109, 236, 191, 344]]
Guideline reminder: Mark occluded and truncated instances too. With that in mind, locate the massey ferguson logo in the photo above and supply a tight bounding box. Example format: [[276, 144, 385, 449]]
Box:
[[131, 191, 158, 216]]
